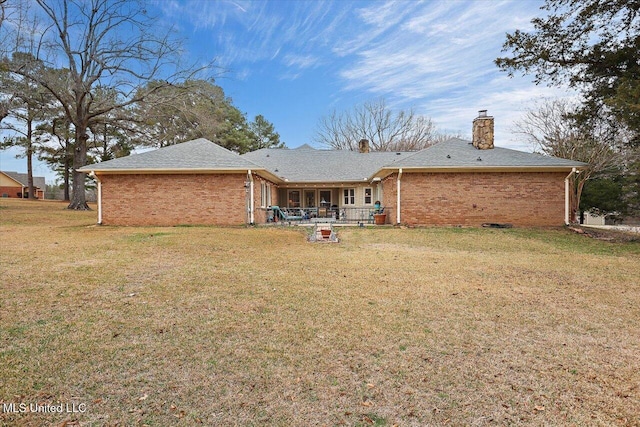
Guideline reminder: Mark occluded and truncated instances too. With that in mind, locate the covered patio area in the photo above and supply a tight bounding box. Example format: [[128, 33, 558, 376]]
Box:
[[261, 206, 393, 226]]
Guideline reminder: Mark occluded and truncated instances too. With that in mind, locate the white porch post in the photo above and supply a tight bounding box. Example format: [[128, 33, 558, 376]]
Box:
[[91, 172, 102, 225], [396, 168, 402, 224], [565, 168, 576, 225], [248, 170, 255, 225]]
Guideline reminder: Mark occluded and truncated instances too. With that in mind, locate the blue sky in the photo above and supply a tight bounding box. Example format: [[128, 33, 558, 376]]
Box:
[[1, 0, 575, 184]]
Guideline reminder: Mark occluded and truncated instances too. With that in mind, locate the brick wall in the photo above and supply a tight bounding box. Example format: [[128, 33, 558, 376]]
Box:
[[0, 187, 44, 199], [398, 172, 566, 226], [0, 186, 23, 198], [97, 171, 567, 227], [252, 175, 265, 225], [381, 174, 397, 224], [99, 173, 249, 226]]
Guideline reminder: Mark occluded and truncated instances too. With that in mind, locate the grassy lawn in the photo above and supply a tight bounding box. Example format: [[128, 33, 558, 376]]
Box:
[[1, 199, 639, 426]]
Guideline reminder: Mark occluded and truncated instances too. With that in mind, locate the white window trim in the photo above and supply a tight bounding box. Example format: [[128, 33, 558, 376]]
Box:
[[343, 188, 355, 206], [260, 182, 267, 208], [364, 187, 373, 205], [266, 184, 271, 207], [260, 182, 271, 208]]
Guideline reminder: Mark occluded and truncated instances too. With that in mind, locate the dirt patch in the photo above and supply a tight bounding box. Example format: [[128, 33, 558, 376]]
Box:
[[568, 225, 640, 243]]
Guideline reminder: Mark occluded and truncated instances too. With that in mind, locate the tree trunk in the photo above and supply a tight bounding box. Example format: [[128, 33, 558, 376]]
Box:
[[567, 173, 588, 224], [26, 119, 36, 199], [102, 123, 108, 161], [27, 147, 35, 199], [63, 157, 71, 201], [67, 126, 90, 210], [63, 136, 71, 201], [574, 177, 587, 224]]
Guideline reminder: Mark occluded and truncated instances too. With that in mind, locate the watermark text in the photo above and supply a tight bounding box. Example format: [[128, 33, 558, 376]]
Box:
[[2, 402, 87, 414]]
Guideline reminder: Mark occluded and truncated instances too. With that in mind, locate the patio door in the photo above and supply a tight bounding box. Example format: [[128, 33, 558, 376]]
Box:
[[287, 190, 301, 208], [318, 189, 332, 217], [319, 190, 332, 207], [304, 190, 316, 208]]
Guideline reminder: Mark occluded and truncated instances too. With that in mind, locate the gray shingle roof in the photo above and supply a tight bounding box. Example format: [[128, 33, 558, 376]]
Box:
[[78, 137, 587, 181], [78, 138, 262, 172], [241, 147, 411, 182], [1, 171, 46, 188], [386, 138, 587, 170]]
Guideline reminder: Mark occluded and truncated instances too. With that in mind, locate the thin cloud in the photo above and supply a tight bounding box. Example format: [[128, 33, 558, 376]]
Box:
[[283, 54, 321, 70], [160, 0, 576, 151], [336, 1, 527, 96], [166, 0, 347, 75], [325, 0, 575, 149]]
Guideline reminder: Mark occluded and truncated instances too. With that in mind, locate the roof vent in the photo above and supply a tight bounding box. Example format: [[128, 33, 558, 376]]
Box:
[[477, 157, 482, 161], [396, 152, 401, 155], [446, 155, 451, 159]]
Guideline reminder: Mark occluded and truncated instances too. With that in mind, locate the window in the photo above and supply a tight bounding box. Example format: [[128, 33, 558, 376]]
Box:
[[343, 188, 355, 205], [364, 187, 372, 205], [304, 190, 316, 208], [288, 190, 301, 208], [266, 184, 271, 206], [319, 190, 332, 206], [260, 182, 271, 207]]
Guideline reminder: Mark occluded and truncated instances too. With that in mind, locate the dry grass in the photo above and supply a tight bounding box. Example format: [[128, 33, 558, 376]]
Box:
[[1, 199, 639, 426]]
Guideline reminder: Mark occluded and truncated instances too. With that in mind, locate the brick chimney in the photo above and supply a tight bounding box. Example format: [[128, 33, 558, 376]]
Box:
[[472, 110, 494, 150], [358, 139, 370, 153]]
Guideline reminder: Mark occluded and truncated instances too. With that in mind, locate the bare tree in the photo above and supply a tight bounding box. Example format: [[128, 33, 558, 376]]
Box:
[[1, 0, 205, 209], [314, 99, 447, 151], [514, 98, 627, 222]]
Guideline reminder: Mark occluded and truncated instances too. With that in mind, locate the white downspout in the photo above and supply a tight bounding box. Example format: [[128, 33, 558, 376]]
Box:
[[248, 170, 255, 225], [94, 172, 102, 224], [565, 167, 576, 225], [90, 172, 102, 225], [396, 168, 402, 225]]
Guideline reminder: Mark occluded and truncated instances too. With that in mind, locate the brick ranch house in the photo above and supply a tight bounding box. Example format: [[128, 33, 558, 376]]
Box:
[[79, 112, 586, 227], [0, 171, 46, 199]]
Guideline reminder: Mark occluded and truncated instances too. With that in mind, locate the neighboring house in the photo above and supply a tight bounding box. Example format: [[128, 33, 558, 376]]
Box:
[[0, 171, 46, 199], [582, 211, 606, 226], [79, 112, 587, 227]]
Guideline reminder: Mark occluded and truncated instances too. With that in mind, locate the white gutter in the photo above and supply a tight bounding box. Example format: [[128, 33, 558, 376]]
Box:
[[564, 168, 576, 225], [396, 168, 402, 224], [248, 170, 255, 225]]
